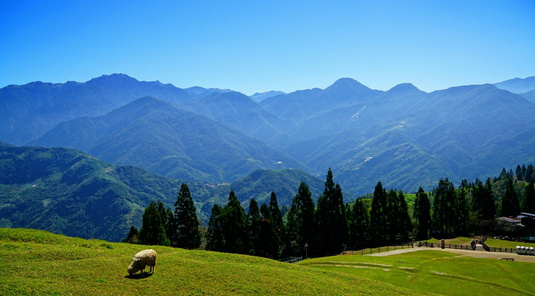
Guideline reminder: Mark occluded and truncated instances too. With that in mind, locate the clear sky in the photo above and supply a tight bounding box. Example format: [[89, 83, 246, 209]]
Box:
[[1, 0, 534, 95]]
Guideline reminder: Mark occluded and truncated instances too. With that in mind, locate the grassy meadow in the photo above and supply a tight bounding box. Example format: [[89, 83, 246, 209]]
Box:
[[300, 249, 535, 296], [0, 228, 420, 295]]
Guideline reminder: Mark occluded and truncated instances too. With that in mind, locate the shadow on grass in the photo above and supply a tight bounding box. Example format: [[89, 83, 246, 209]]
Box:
[[125, 272, 154, 280]]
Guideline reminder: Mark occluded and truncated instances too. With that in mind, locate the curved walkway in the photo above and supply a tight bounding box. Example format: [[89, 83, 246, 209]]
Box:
[[368, 246, 535, 263]]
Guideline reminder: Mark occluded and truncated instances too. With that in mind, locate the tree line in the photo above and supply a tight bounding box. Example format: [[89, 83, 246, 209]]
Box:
[[124, 165, 535, 259]]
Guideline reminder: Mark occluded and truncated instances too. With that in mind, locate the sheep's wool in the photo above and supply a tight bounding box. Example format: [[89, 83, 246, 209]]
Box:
[[127, 249, 157, 275]]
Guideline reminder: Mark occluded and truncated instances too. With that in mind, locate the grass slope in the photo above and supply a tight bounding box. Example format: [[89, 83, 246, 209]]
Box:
[[0, 229, 421, 295], [300, 250, 535, 296]]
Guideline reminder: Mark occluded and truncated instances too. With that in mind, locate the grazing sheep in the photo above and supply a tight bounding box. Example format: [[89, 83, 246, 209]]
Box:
[[127, 249, 157, 276]]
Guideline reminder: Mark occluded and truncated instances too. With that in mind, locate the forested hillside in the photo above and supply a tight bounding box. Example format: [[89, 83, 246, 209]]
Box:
[[0, 145, 325, 241], [31, 96, 304, 183]]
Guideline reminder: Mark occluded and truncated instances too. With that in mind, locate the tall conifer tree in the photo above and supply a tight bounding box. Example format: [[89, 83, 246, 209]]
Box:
[[206, 204, 224, 251], [248, 199, 261, 255], [502, 178, 521, 217], [220, 190, 249, 254], [170, 183, 201, 249], [370, 181, 388, 246], [413, 187, 431, 240], [316, 168, 347, 254], [523, 180, 535, 213], [139, 200, 170, 246], [348, 198, 369, 249], [269, 191, 286, 257], [287, 182, 316, 256]]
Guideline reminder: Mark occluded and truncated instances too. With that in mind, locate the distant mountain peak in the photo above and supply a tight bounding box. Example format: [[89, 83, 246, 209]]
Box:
[[325, 78, 374, 95], [495, 76, 535, 94], [329, 77, 365, 88], [386, 83, 426, 97], [387, 83, 420, 93], [250, 91, 285, 102], [87, 73, 140, 85]]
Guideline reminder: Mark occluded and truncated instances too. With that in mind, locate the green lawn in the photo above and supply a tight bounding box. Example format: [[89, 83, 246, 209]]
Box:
[[0, 228, 422, 295], [300, 250, 535, 296]]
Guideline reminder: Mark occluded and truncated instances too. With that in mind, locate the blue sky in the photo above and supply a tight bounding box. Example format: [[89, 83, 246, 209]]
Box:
[[1, 0, 534, 95]]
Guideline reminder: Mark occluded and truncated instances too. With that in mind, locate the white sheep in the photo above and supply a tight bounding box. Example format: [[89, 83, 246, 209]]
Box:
[[127, 249, 157, 276]]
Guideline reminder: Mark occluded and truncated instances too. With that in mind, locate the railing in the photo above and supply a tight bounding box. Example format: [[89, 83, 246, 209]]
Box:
[[422, 242, 516, 253], [342, 243, 414, 255]]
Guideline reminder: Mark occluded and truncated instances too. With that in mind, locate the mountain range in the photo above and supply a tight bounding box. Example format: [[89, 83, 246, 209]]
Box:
[[1, 74, 535, 199], [0, 145, 326, 241]]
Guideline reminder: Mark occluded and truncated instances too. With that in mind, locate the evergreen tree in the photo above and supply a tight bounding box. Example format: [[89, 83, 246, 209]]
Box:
[[454, 181, 469, 236], [248, 199, 261, 255], [499, 168, 508, 180], [396, 190, 412, 242], [122, 225, 139, 244], [139, 200, 170, 246], [206, 204, 224, 251], [347, 198, 369, 249], [472, 178, 496, 223], [287, 182, 316, 256], [432, 179, 456, 237], [219, 190, 249, 254], [523, 180, 535, 213], [370, 181, 388, 246], [516, 165, 524, 181], [258, 203, 278, 258], [315, 169, 347, 255], [526, 164, 534, 182], [170, 183, 201, 249], [386, 189, 399, 242], [501, 178, 521, 217], [413, 187, 431, 240], [269, 191, 287, 257]]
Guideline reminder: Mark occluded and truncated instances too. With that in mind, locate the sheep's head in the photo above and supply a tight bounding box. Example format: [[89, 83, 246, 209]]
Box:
[[127, 263, 138, 275]]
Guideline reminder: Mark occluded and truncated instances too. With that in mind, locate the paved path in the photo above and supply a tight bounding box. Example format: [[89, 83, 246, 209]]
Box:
[[368, 246, 535, 263]]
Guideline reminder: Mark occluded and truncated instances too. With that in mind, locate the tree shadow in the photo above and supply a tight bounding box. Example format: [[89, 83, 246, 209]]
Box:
[[125, 272, 154, 280]]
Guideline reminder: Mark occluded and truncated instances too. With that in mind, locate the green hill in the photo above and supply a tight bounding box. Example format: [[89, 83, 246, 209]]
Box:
[[0, 228, 421, 295], [0, 145, 335, 242], [0, 145, 182, 241]]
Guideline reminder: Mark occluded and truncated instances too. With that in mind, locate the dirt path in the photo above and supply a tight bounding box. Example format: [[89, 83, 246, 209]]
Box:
[[368, 246, 535, 263]]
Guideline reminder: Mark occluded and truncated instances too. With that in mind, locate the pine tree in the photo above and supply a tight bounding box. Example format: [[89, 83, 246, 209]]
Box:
[[287, 182, 316, 256], [170, 183, 201, 249], [122, 225, 139, 244], [258, 203, 278, 258], [347, 198, 369, 249], [454, 181, 469, 236], [523, 180, 535, 213], [396, 190, 412, 242], [219, 190, 249, 254], [370, 181, 388, 246], [502, 178, 521, 217], [413, 187, 431, 240], [316, 169, 347, 255], [269, 191, 286, 257], [516, 165, 524, 181], [526, 164, 534, 182], [139, 200, 170, 246], [206, 204, 224, 251], [432, 179, 456, 237], [248, 199, 261, 255]]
